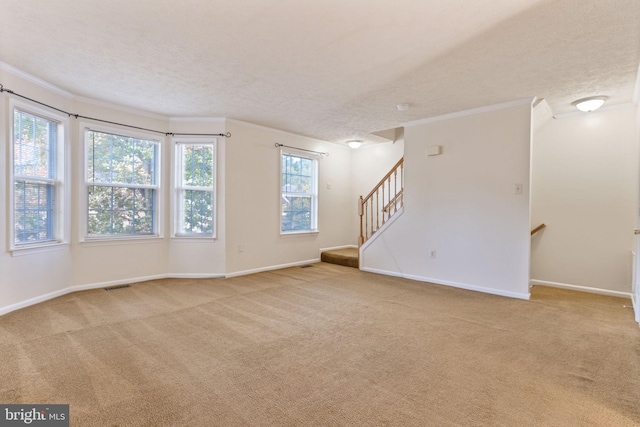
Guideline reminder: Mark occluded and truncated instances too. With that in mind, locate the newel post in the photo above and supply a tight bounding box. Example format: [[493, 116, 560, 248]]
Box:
[[358, 196, 364, 247]]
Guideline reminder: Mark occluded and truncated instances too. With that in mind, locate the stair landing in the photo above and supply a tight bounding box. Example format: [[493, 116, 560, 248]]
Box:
[[320, 248, 359, 269]]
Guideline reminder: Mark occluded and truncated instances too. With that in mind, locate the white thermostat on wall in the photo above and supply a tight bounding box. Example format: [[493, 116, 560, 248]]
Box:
[[427, 145, 442, 156]]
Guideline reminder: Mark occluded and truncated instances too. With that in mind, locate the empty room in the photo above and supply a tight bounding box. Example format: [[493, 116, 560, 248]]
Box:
[[1, 1, 640, 425]]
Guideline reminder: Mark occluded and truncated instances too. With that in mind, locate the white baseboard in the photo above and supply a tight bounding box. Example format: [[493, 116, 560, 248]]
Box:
[[404, 274, 531, 300], [360, 266, 403, 278], [530, 279, 632, 299], [167, 273, 225, 279], [0, 273, 169, 316], [632, 293, 640, 325], [0, 269, 237, 317], [0, 288, 74, 317], [2, 257, 330, 316], [361, 267, 530, 300], [71, 274, 170, 292], [224, 258, 320, 278]]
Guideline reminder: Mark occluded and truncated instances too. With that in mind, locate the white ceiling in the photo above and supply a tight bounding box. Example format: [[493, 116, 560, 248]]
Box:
[[2, 0, 639, 144]]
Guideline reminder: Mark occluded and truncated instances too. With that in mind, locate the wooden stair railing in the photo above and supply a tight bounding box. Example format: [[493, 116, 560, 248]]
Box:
[[358, 158, 404, 246]]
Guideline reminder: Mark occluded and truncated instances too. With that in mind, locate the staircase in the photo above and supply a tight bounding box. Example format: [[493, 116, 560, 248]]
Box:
[[359, 158, 404, 246], [320, 248, 359, 268], [321, 157, 404, 269]]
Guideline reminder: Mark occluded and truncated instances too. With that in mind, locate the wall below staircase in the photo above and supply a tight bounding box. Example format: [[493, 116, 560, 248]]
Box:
[[361, 100, 532, 299]]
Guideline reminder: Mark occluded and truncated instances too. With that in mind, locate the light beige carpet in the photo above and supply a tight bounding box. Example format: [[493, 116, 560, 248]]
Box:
[[1, 263, 639, 426]]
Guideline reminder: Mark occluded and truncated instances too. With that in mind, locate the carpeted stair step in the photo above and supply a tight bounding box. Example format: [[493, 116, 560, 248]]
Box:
[[321, 248, 359, 268]]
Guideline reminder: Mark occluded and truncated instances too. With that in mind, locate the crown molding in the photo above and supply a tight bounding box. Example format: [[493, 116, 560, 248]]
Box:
[[169, 116, 226, 123], [403, 98, 534, 127], [1, 61, 170, 120], [73, 95, 169, 120], [226, 118, 344, 146], [0, 61, 74, 99]]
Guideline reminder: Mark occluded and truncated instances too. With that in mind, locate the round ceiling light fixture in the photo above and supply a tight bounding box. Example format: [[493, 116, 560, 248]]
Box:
[[346, 139, 363, 149], [573, 96, 607, 113], [397, 103, 409, 111]]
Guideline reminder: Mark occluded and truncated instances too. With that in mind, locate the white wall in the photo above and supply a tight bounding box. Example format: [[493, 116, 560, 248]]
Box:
[[167, 119, 227, 277], [361, 100, 533, 299], [531, 106, 639, 294], [350, 139, 405, 243], [0, 67, 75, 309], [352, 139, 405, 199], [224, 120, 356, 275], [70, 100, 171, 287], [8, 57, 636, 315], [1, 66, 364, 313], [636, 105, 640, 322]]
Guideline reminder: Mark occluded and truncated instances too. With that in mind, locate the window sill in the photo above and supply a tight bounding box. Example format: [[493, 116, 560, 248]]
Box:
[[280, 230, 320, 237], [171, 235, 217, 242], [11, 241, 69, 257], [80, 235, 163, 247]]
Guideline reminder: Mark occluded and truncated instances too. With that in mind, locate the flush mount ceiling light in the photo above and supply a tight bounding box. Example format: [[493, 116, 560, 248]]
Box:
[[573, 96, 607, 112], [346, 140, 362, 149], [396, 103, 409, 111]]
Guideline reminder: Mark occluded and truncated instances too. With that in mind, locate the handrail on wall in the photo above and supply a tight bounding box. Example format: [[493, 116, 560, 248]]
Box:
[[531, 223, 546, 236]]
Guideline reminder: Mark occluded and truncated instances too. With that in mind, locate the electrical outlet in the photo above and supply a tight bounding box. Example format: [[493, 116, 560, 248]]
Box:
[[514, 183, 523, 195], [239, 245, 244, 253], [430, 250, 437, 259]]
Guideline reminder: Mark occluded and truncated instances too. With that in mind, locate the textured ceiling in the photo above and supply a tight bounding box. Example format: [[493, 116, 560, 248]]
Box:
[[1, 0, 639, 144]]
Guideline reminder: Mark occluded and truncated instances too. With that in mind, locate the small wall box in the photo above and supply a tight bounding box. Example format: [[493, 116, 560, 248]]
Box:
[[427, 145, 442, 156]]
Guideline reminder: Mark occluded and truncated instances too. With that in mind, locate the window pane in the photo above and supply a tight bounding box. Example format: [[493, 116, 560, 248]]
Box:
[[281, 195, 311, 232], [299, 176, 312, 193], [13, 108, 59, 245], [182, 145, 213, 187], [87, 186, 155, 235], [86, 129, 158, 237], [281, 152, 316, 233], [179, 189, 213, 234], [14, 180, 55, 243], [13, 110, 56, 179], [176, 143, 215, 236], [281, 154, 312, 195], [88, 131, 156, 186]]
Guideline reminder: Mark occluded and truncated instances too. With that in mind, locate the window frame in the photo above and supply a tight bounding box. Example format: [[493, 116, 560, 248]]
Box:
[[279, 147, 319, 235], [81, 124, 162, 242], [9, 100, 69, 254], [172, 137, 217, 239]]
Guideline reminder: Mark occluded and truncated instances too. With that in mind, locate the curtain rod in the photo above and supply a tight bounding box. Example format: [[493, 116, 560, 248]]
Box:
[[274, 143, 328, 157], [0, 84, 231, 138]]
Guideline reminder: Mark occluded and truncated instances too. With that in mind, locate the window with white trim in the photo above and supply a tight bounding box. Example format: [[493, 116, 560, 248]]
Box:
[[174, 140, 216, 237], [280, 150, 318, 233], [11, 107, 65, 248], [85, 129, 160, 238]]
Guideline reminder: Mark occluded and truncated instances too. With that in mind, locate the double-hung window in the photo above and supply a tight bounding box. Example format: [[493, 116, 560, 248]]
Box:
[[85, 128, 160, 238], [11, 106, 66, 249], [280, 150, 318, 234], [174, 140, 216, 237]]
